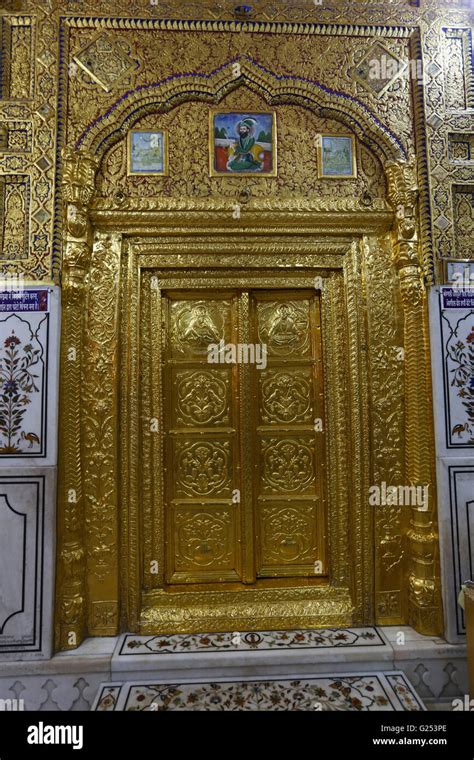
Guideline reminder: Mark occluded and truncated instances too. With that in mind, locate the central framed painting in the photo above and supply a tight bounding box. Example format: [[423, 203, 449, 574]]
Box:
[[209, 111, 277, 177]]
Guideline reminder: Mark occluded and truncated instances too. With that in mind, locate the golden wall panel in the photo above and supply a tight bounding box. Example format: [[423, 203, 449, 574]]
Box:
[[82, 232, 121, 635], [0, 174, 30, 260], [96, 100, 387, 204], [443, 28, 473, 112], [453, 185, 474, 259], [0, 17, 34, 101], [0, 2, 470, 281]]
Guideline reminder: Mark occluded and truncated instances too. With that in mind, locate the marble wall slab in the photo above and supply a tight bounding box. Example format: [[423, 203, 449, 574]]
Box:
[[430, 288, 474, 643], [0, 286, 60, 466], [0, 285, 60, 660], [0, 468, 56, 660]]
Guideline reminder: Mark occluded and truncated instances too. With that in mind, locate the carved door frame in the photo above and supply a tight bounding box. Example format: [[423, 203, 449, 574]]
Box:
[[54, 57, 442, 648], [55, 171, 442, 648]]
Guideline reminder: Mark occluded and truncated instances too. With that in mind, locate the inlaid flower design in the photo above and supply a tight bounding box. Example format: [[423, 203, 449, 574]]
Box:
[[449, 324, 474, 443], [0, 330, 41, 453]]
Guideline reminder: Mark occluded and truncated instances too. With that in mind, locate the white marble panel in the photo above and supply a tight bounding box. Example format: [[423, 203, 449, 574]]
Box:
[[429, 287, 474, 643], [0, 468, 56, 660], [0, 286, 60, 466], [429, 287, 474, 454], [437, 458, 474, 641]]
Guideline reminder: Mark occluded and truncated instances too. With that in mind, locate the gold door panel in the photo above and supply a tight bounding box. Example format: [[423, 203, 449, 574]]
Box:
[[251, 292, 326, 578], [161, 287, 326, 587], [164, 293, 241, 584]]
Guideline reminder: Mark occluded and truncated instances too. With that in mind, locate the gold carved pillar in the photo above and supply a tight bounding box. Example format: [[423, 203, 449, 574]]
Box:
[[82, 232, 121, 636], [386, 161, 442, 636], [55, 148, 98, 650]]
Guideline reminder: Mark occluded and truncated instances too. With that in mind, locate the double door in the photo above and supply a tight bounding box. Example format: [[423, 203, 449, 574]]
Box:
[[162, 288, 327, 586]]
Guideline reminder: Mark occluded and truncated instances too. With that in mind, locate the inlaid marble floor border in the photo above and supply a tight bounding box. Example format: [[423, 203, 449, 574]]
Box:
[[118, 626, 387, 656], [92, 671, 426, 712]]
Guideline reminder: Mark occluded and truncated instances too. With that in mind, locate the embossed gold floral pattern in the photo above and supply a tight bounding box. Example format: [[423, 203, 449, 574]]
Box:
[[95, 95, 388, 205], [260, 369, 312, 424], [176, 370, 229, 427], [262, 438, 315, 494], [175, 510, 233, 569], [0, 1, 471, 283], [74, 33, 136, 92], [261, 505, 316, 565], [163, 292, 239, 584], [453, 186, 474, 258], [41, 1, 455, 645], [175, 441, 231, 497]]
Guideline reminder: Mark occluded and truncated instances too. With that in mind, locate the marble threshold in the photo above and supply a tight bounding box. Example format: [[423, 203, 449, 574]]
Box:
[[0, 627, 468, 711]]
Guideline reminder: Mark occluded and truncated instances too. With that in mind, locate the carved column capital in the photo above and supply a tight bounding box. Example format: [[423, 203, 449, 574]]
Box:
[[62, 241, 91, 283], [385, 159, 418, 222], [62, 147, 99, 208], [62, 148, 99, 240], [386, 159, 421, 272]]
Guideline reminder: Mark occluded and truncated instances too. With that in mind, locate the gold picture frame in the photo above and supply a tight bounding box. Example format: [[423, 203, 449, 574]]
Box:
[[127, 129, 169, 176], [316, 133, 357, 179], [209, 111, 277, 177]]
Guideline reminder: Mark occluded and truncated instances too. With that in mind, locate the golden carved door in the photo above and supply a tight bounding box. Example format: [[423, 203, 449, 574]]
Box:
[[162, 288, 326, 588]]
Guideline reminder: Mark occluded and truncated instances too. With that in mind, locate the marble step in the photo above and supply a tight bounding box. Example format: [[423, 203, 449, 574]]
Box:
[[110, 626, 464, 682], [92, 670, 426, 711]]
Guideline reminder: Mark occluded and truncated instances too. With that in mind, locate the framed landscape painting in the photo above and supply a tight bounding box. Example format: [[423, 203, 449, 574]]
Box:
[[317, 134, 357, 179], [210, 111, 277, 177], [128, 129, 169, 176]]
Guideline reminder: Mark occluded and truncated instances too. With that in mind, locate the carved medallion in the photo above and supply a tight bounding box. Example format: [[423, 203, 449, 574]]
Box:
[[175, 510, 232, 568], [73, 33, 136, 93], [176, 370, 229, 426], [257, 301, 310, 356], [261, 369, 312, 424], [170, 300, 228, 357], [175, 440, 230, 496], [261, 505, 316, 564], [262, 438, 315, 493]]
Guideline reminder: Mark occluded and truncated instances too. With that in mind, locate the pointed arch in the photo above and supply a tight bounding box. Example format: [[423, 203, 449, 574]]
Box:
[[76, 56, 407, 165]]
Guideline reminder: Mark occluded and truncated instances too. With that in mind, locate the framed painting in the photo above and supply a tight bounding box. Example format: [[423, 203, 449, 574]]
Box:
[[209, 111, 277, 177], [127, 129, 169, 176], [317, 134, 357, 179]]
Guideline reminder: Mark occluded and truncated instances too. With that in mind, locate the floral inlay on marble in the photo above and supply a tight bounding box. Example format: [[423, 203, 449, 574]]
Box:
[[93, 672, 425, 712], [444, 310, 474, 446], [119, 627, 386, 656], [0, 327, 42, 453]]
